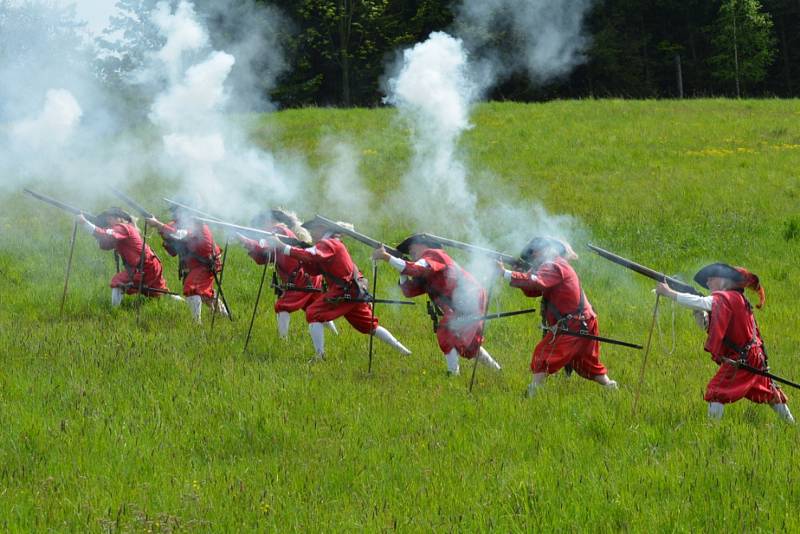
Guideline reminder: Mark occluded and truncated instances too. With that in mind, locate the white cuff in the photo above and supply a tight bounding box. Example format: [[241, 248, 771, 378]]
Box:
[[388, 256, 406, 272], [283, 244, 292, 256], [503, 269, 513, 281]]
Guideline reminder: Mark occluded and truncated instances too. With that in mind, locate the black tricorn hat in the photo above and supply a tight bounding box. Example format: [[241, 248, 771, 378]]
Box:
[[396, 233, 443, 255], [520, 237, 567, 261], [693, 263, 745, 289], [97, 207, 132, 224]]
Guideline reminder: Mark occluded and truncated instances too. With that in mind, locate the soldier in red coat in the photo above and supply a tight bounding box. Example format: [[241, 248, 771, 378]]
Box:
[[238, 209, 338, 339], [264, 217, 410, 361], [372, 234, 501, 375], [497, 237, 617, 396], [77, 208, 170, 307], [656, 263, 793, 423], [147, 205, 225, 323]]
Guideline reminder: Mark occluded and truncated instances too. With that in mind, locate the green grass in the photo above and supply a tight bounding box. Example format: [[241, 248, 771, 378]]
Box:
[[2, 99, 800, 531]]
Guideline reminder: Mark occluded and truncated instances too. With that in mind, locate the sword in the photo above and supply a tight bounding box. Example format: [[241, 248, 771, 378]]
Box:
[[543, 325, 643, 349]]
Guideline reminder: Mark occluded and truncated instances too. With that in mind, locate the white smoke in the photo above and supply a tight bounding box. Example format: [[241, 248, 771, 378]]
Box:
[[143, 1, 305, 221], [319, 139, 371, 225], [384, 32, 479, 233], [455, 0, 594, 84], [10, 89, 83, 151]]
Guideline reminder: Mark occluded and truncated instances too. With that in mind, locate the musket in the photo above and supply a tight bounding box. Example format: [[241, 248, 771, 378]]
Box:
[[24, 188, 98, 224], [121, 284, 182, 297], [720, 357, 800, 390], [418, 232, 531, 271], [543, 325, 643, 349], [163, 197, 225, 222], [110, 186, 154, 219], [272, 281, 323, 294], [314, 215, 407, 258], [194, 217, 310, 248], [449, 307, 538, 329], [325, 296, 415, 306], [587, 243, 703, 296]]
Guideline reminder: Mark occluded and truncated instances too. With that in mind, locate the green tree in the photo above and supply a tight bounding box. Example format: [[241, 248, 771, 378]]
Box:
[[709, 0, 776, 96]]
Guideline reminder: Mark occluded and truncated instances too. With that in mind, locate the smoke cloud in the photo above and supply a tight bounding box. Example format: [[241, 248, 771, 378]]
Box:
[[454, 0, 594, 84], [384, 32, 479, 233]]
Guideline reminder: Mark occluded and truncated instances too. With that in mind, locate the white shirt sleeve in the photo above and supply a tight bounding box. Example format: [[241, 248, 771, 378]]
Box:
[[81, 221, 97, 234], [675, 293, 713, 312], [283, 244, 292, 256], [503, 269, 513, 281], [388, 256, 406, 272], [170, 229, 188, 240]]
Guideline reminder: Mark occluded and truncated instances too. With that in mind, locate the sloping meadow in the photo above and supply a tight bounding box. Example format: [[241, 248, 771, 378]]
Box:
[[1, 99, 799, 530]]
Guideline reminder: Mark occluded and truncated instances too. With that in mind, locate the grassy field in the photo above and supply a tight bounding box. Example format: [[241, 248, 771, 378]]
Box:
[[1, 99, 799, 531]]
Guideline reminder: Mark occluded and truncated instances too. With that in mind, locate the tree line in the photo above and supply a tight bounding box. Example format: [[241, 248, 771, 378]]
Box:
[[3, 0, 799, 111]]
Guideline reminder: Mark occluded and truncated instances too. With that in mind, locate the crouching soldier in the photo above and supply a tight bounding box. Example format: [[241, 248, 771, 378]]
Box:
[[264, 216, 411, 362], [372, 234, 501, 376], [238, 208, 337, 339], [77, 208, 170, 306], [147, 204, 226, 323], [498, 237, 617, 396], [656, 263, 793, 423]]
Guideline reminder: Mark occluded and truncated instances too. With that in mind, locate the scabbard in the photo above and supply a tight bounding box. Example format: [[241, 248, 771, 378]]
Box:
[[448, 307, 538, 329], [325, 296, 415, 305], [273, 284, 323, 294], [721, 357, 800, 390], [543, 325, 643, 349]]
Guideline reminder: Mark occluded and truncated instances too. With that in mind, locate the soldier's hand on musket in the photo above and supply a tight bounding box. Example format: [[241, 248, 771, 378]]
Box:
[[262, 234, 283, 249], [145, 216, 162, 229], [371, 245, 391, 262], [655, 281, 676, 299]]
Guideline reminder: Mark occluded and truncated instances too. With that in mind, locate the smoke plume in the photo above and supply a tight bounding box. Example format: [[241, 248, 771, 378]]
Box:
[[454, 0, 594, 85]]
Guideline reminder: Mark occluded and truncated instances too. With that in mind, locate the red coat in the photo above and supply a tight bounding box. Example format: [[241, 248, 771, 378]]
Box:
[[241, 224, 323, 313], [159, 221, 220, 299], [92, 222, 168, 296], [399, 248, 486, 358], [702, 290, 787, 404], [288, 237, 377, 333], [510, 258, 606, 377]]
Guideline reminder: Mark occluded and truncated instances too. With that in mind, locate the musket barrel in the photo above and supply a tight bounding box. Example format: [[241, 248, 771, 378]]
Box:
[[587, 243, 702, 296], [421, 232, 530, 270], [110, 187, 153, 219], [163, 198, 225, 222], [196, 217, 309, 248], [314, 214, 406, 258], [24, 188, 96, 223]]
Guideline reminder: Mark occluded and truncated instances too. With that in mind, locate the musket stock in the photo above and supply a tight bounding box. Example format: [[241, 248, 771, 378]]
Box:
[[587, 243, 703, 296]]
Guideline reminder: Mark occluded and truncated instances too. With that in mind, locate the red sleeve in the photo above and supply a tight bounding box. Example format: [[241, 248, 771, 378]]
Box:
[[509, 263, 563, 297], [93, 224, 128, 249], [400, 277, 427, 298], [288, 239, 336, 265], [241, 237, 272, 265], [704, 294, 732, 359]]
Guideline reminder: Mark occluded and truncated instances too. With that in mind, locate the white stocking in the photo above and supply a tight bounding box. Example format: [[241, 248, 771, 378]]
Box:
[[708, 402, 724, 420], [277, 311, 290, 339], [187, 295, 202, 323], [373, 326, 411, 355], [111, 287, 123, 307], [477, 347, 501, 371], [324, 321, 339, 335], [445, 349, 460, 375], [309, 322, 325, 356]]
